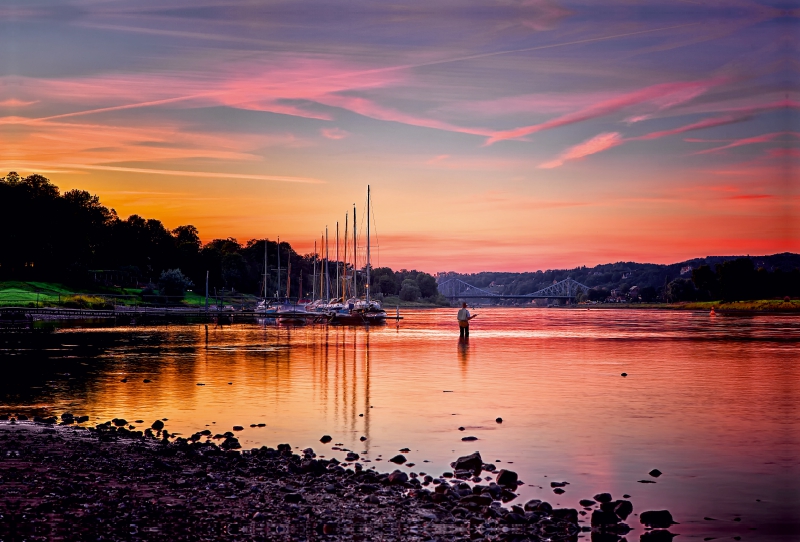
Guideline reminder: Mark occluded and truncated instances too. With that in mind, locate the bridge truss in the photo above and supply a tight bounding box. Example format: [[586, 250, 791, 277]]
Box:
[[437, 278, 592, 300]]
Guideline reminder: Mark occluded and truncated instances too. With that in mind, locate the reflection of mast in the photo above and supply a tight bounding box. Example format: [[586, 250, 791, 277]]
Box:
[[363, 329, 370, 452]]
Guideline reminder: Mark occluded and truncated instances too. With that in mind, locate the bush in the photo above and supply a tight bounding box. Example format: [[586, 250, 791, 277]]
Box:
[[157, 269, 193, 299], [399, 279, 421, 301], [62, 295, 112, 309]]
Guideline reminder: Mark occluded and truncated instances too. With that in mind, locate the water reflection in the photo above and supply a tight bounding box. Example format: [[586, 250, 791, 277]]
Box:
[[1, 309, 799, 540]]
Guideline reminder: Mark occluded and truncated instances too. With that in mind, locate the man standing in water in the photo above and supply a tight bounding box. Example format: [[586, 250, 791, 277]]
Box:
[[457, 302, 477, 338]]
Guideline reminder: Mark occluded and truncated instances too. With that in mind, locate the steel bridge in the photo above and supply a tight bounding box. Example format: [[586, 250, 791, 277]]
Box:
[[437, 278, 592, 300]]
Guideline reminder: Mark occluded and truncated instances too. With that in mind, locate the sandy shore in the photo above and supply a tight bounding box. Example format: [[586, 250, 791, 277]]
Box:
[[0, 419, 675, 541]]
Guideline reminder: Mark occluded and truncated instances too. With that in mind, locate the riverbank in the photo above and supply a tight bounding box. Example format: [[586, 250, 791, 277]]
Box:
[[578, 300, 800, 312], [0, 418, 676, 541]]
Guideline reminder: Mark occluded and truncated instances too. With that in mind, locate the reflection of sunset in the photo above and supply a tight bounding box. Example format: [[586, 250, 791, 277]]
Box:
[[7, 309, 797, 537]]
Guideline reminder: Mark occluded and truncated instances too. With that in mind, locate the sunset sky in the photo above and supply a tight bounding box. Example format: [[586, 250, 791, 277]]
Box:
[[1, 0, 797, 272]]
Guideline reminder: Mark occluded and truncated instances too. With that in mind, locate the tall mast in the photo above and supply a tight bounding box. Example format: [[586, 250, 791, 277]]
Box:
[[353, 204, 357, 298], [286, 261, 291, 299], [343, 212, 348, 300], [335, 222, 340, 300], [366, 185, 371, 303], [325, 226, 330, 301], [312, 240, 317, 301], [320, 234, 324, 301], [277, 235, 281, 299], [263, 239, 268, 300]]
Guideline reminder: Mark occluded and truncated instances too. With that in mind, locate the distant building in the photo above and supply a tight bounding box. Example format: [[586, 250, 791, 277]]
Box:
[[680, 266, 693, 275]]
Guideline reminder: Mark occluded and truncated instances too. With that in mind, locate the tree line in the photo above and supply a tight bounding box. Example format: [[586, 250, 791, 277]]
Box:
[[0, 172, 441, 302]]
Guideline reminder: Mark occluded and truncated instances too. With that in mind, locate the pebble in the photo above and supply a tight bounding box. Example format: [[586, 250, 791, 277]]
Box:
[[621, 373, 627, 377], [0, 419, 655, 541], [320, 435, 332, 443], [649, 468, 663, 478], [495, 417, 503, 423], [461, 436, 478, 441]]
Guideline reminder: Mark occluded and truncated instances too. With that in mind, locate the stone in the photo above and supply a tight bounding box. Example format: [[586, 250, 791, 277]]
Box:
[[640, 510, 675, 528], [284, 493, 304, 503], [461, 436, 478, 441], [232, 426, 244, 431], [579, 499, 596, 507], [551, 508, 579, 523], [143, 379, 151, 383], [360, 436, 367, 441], [320, 435, 332, 443], [649, 468, 663, 478], [496, 469, 518, 487], [593, 492, 613, 503], [458, 427, 465, 431], [591, 510, 620, 526], [388, 471, 408, 484], [553, 488, 565, 494], [113, 418, 127, 427], [346, 452, 359, 461], [389, 454, 407, 464], [550, 481, 568, 487], [496, 417, 503, 423], [621, 373, 627, 377], [615, 500, 633, 520], [453, 451, 483, 473]]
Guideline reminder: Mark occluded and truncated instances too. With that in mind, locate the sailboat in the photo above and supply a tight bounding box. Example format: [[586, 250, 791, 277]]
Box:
[[328, 186, 387, 325]]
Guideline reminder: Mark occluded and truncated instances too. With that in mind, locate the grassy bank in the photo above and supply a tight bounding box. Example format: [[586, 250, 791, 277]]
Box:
[[678, 299, 800, 312], [0, 281, 249, 308]]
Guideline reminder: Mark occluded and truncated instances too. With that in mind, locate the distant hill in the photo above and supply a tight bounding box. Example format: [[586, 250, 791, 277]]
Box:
[[437, 253, 800, 296]]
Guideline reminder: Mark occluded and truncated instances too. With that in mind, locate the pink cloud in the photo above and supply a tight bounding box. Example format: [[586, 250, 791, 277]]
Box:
[[691, 132, 800, 154], [538, 132, 623, 169], [321, 128, 349, 140], [426, 154, 450, 164], [0, 98, 38, 107], [631, 114, 749, 141], [539, 114, 755, 168], [485, 78, 725, 145], [315, 94, 493, 136]]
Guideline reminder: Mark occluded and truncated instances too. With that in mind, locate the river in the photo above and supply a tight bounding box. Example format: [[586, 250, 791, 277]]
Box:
[[2, 308, 798, 540]]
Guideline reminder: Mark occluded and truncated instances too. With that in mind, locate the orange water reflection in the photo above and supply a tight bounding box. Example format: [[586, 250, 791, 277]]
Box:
[[3, 308, 799, 539]]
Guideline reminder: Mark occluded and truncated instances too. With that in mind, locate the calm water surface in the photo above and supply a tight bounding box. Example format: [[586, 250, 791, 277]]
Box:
[[3, 308, 799, 540]]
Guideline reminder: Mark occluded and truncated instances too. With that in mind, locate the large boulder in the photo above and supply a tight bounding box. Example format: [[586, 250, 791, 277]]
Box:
[[388, 470, 409, 484], [640, 510, 676, 528], [453, 451, 483, 473], [496, 469, 518, 487], [591, 510, 620, 526]]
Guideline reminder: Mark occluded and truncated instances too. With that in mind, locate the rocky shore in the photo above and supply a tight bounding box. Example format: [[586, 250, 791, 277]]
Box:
[[0, 416, 678, 541]]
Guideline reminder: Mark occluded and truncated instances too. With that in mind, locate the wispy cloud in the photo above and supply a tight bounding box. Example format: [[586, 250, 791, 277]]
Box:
[[321, 128, 350, 140], [691, 131, 800, 154], [538, 132, 624, 168], [538, 114, 752, 168], [485, 78, 725, 145]]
